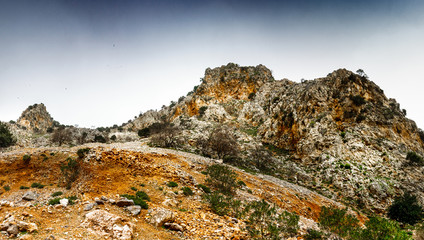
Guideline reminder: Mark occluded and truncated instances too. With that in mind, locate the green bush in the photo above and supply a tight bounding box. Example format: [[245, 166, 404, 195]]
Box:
[[138, 128, 150, 138], [406, 151, 423, 165], [182, 186, 194, 196], [60, 157, 81, 189], [317, 206, 412, 240], [110, 135, 117, 141], [167, 181, 178, 188], [22, 155, 31, 165], [3, 185, 10, 191], [204, 191, 231, 216], [135, 191, 150, 201], [0, 122, 15, 148], [31, 182, 45, 189], [49, 198, 61, 205], [388, 192, 423, 225], [304, 229, 324, 240], [350, 95, 366, 106], [197, 184, 211, 193], [120, 193, 149, 209], [359, 216, 411, 240], [51, 191, 63, 197], [245, 199, 299, 239], [67, 195, 78, 205], [248, 92, 256, 100], [20, 186, 29, 189], [130, 187, 137, 191], [198, 106, 208, 116], [77, 148, 90, 158], [94, 135, 106, 143], [205, 164, 239, 196], [318, 206, 359, 238]]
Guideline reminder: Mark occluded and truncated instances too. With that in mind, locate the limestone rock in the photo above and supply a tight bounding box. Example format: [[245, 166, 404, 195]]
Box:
[[84, 203, 97, 211], [164, 222, 184, 231], [81, 210, 132, 240], [125, 205, 141, 216], [22, 191, 38, 201], [148, 207, 174, 227], [116, 198, 134, 207], [59, 198, 69, 207]]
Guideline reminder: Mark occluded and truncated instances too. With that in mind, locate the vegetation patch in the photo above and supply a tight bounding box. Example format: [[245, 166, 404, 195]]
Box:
[[31, 182, 45, 189]]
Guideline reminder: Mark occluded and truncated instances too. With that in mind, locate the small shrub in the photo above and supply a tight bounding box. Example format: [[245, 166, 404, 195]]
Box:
[[237, 180, 246, 187], [205, 164, 239, 195], [350, 95, 366, 106], [359, 216, 411, 240], [388, 192, 423, 225], [167, 181, 178, 188], [60, 157, 81, 189], [245, 199, 299, 239], [135, 191, 150, 201], [94, 135, 106, 143], [197, 184, 211, 193], [23, 155, 31, 165], [340, 131, 346, 138], [318, 206, 359, 238], [204, 191, 230, 216], [406, 151, 423, 165], [0, 122, 16, 148], [51, 191, 63, 197], [49, 198, 61, 205], [130, 187, 137, 191], [31, 182, 45, 189], [110, 135, 117, 141], [20, 186, 29, 189], [198, 106, 208, 116], [182, 186, 194, 196], [138, 128, 150, 138], [304, 229, 324, 240], [3, 185, 10, 191], [77, 148, 90, 158], [67, 195, 78, 205], [248, 92, 256, 100], [120, 193, 149, 209]]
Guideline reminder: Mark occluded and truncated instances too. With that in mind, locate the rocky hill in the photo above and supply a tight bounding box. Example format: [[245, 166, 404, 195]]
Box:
[[17, 103, 55, 133], [126, 63, 424, 214], [2, 63, 424, 239]]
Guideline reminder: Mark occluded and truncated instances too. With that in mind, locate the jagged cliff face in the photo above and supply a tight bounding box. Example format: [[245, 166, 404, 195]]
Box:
[[172, 63, 274, 119], [17, 103, 54, 133]]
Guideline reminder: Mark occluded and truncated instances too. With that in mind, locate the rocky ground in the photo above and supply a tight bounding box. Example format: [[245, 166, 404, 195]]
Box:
[[0, 141, 364, 240]]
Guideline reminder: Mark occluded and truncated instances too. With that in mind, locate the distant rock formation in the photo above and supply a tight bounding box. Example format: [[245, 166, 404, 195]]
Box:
[[17, 103, 54, 133]]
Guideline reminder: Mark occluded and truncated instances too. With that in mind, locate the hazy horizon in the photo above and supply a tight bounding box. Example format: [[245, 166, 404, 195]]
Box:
[[1, 0, 424, 128]]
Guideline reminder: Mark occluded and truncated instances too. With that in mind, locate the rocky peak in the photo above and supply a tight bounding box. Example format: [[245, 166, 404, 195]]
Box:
[[195, 63, 274, 102], [17, 103, 54, 133]]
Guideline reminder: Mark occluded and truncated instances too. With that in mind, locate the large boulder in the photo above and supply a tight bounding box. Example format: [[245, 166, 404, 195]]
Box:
[[81, 210, 133, 240], [148, 207, 174, 227]]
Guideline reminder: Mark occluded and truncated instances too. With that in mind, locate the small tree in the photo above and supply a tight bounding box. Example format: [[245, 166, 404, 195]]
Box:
[[149, 123, 181, 148], [60, 157, 81, 189], [0, 122, 15, 148], [51, 127, 72, 146], [250, 145, 275, 172], [388, 192, 423, 225], [245, 199, 299, 239], [205, 164, 239, 195], [208, 125, 239, 161]]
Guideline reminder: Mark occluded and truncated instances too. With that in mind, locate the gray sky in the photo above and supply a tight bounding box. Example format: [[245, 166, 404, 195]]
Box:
[[1, 0, 424, 128]]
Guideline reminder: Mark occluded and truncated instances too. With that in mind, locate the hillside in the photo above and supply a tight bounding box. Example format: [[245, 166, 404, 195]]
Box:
[[1, 63, 424, 239]]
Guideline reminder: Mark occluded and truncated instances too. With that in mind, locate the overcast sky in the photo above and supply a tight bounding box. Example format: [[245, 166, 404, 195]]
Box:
[[1, 0, 423, 128]]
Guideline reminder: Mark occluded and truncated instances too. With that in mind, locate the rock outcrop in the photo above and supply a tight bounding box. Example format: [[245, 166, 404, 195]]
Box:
[[126, 64, 424, 214], [17, 103, 54, 133]]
